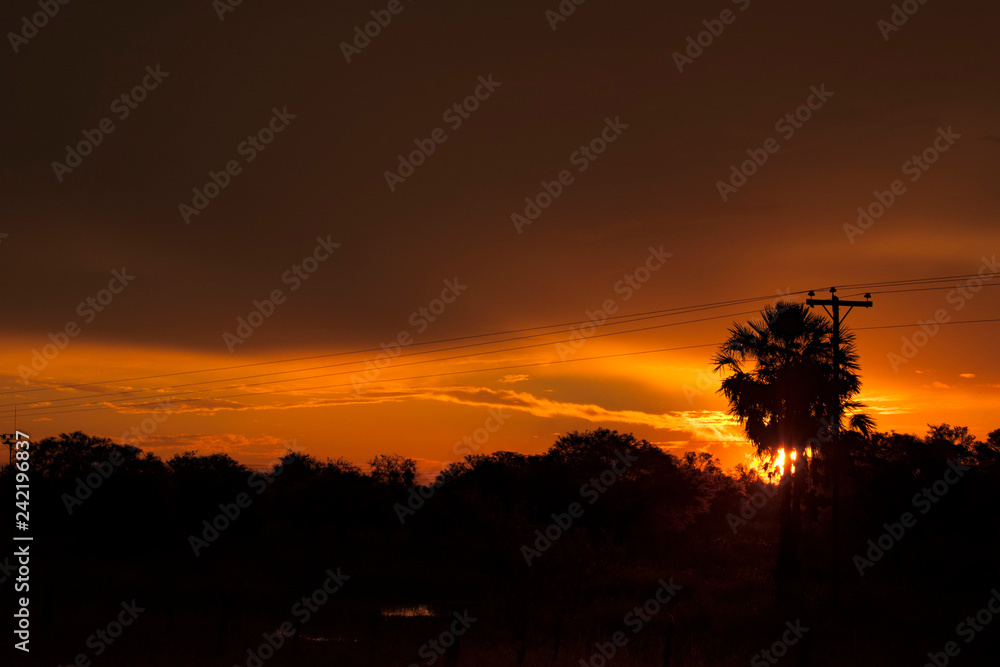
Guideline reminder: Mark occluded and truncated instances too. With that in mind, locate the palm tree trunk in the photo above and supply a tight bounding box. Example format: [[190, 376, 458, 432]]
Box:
[[777, 466, 795, 572], [830, 439, 842, 605], [791, 445, 806, 536], [777, 446, 807, 575]]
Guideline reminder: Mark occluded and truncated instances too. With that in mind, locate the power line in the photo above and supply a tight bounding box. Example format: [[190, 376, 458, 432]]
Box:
[[837, 273, 994, 289], [0, 291, 801, 397], [855, 317, 1000, 331], [10, 317, 999, 420], [4, 273, 996, 418], [12, 270, 989, 399], [851, 283, 1000, 297], [1, 308, 763, 411], [9, 343, 722, 418]]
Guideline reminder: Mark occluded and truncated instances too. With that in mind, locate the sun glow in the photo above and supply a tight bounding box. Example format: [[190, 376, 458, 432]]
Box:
[[770, 446, 813, 478]]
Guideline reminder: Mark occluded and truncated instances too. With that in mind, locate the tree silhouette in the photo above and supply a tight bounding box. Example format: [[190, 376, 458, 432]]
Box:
[[369, 452, 417, 487], [32, 431, 151, 480], [7, 421, 1000, 664], [712, 301, 871, 572]]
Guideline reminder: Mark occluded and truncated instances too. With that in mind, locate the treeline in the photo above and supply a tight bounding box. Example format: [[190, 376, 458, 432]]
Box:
[[3, 424, 999, 664], [9, 424, 1000, 580]]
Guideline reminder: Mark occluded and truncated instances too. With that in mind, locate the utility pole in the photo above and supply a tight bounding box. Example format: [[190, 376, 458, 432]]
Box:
[[806, 287, 872, 603], [807, 288, 873, 434], [2, 433, 18, 469], [3, 407, 19, 469]]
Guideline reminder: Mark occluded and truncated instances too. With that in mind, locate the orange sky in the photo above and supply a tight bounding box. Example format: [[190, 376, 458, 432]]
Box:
[[2, 0, 997, 477], [2, 272, 997, 478]]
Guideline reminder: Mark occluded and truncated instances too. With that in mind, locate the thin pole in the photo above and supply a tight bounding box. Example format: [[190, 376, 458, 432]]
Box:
[[805, 288, 872, 604]]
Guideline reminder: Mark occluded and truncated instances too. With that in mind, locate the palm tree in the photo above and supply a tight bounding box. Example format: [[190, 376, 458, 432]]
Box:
[[713, 301, 871, 573]]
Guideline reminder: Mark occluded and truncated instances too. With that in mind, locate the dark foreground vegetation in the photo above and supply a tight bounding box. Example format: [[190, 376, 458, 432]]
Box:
[[3, 424, 1000, 666]]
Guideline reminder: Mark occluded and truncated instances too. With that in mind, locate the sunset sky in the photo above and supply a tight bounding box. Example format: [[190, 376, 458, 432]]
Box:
[[3, 0, 997, 476]]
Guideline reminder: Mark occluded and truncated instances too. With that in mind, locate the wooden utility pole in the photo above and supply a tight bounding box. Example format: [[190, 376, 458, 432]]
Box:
[[806, 287, 872, 602]]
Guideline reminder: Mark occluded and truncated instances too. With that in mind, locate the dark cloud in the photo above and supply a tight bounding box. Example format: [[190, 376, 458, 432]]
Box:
[[3, 0, 997, 361]]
